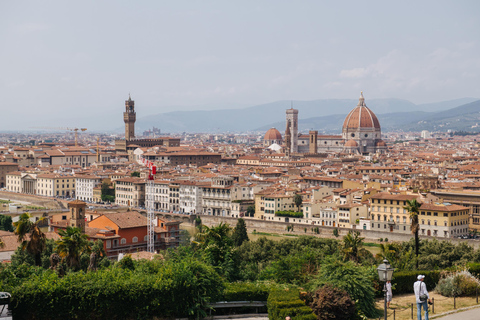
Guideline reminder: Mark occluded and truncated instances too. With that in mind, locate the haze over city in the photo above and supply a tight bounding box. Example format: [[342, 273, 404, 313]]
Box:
[[1, 1, 480, 131]]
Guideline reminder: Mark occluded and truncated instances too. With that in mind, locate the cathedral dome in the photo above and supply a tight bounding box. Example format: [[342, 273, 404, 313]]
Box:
[[342, 92, 381, 131], [264, 128, 282, 141], [344, 139, 358, 147]]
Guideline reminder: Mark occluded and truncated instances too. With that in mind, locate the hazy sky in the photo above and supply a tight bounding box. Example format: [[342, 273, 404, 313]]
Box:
[[1, 1, 480, 129]]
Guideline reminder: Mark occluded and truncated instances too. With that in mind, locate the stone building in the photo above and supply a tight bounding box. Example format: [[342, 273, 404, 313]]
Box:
[[342, 92, 386, 154]]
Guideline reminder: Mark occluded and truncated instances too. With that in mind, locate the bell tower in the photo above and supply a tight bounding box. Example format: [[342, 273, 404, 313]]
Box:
[[124, 94, 136, 141], [68, 200, 86, 233]]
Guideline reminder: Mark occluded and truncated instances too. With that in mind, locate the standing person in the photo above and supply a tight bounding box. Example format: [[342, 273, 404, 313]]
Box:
[[386, 280, 393, 308], [414, 275, 432, 320]]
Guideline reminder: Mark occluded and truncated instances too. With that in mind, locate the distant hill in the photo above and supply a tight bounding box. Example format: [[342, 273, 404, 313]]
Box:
[[257, 99, 480, 134], [135, 97, 479, 133]]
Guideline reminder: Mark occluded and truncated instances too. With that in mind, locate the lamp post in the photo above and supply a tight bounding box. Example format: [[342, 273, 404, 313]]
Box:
[[377, 259, 394, 320]]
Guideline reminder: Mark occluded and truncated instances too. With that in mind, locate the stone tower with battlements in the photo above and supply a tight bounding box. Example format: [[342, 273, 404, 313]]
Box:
[[124, 95, 136, 141]]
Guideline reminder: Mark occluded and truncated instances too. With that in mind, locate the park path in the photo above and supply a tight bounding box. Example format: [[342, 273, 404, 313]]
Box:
[[433, 306, 480, 320]]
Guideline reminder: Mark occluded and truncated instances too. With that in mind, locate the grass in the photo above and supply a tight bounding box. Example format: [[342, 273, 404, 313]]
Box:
[[0, 200, 11, 204], [370, 292, 480, 320]]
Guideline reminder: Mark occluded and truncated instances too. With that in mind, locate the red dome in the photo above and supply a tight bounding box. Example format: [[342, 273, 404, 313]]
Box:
[[264, 128, 282, 141], [343, 93, 380, 131], [344, 139, 358, 147], [376, 140, 387, 147]]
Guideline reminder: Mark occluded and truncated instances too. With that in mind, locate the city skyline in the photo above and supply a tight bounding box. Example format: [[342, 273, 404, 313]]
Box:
[[1, 1, 480, 131]]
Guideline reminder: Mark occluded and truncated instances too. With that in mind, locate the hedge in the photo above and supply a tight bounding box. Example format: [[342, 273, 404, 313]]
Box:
[[223, 282, 270, 302], [267, 288, 316, 320], [275, 211, 304, 218], [6, 259, 224, 320], [390, 270, 441, 295]]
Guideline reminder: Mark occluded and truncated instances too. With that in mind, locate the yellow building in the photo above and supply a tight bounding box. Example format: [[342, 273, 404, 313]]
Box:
[[36, 174, 76, 198], [369, 193, 469, 238]]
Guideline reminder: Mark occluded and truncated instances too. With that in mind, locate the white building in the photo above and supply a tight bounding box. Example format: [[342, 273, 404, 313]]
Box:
[[75, 175, 102, 202]]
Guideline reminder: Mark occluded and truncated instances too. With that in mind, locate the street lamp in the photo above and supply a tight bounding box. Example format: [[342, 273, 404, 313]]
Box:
[[377, 259, 394, 320]]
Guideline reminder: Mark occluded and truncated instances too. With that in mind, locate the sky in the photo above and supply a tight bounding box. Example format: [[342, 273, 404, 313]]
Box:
[[1, 1, 480, 130]]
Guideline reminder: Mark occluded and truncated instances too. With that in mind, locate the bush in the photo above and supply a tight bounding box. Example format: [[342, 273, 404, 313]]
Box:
[[391, 270, 441, 295], [267, 288, 316, 320], [223, 282, 270, 301], [310, 285, 357, 320], [435, 270, 480, 297], [6, 258, 224, 320], [275, 211, 304, 218]]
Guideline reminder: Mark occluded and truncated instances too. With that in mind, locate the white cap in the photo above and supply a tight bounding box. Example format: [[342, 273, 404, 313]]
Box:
[[417, 275, 425, 280]]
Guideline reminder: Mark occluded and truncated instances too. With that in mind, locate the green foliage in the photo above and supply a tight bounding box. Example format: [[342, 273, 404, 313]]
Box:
[[223, 282, 270, 301], [392, 270, 441, 295], [11, 239, 56, 269], [246, 205, 255, 217], [310, 285, 357, 320], [333, 228, 339, 237], [294, 194, 303, 212], [276, 211, 303, 218], [118, 255, 135, 270], [267, 288, 316, 320], [100, 181, 115, 202], [0, 215, 14, 232], [435, 270, 480, 297], [342, 230, 365, 262], [232, 218, 249, 247], [130, 171, 140, 177], [13, 212, 46, 266], [308, 258, 377, 318], [4, 258, 224, 320], [56, 227, 90, 270]]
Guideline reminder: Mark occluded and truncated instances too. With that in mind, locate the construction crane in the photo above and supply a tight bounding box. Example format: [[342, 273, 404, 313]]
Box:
[[137, 156, 157, 253], [31, 127, 87, 146]]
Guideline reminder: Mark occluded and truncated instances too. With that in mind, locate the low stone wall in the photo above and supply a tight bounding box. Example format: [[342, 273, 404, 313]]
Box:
[[197, 214, 480, 248], [0, 191, 63, 210]]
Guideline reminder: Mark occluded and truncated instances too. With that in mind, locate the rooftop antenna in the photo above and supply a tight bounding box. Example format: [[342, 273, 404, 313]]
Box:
[[291, 100, 293, 109]]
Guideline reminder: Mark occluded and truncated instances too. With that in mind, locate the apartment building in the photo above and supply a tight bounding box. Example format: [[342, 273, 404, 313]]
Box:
[[115, 177, 145, 207], [75, 175, 102, 202]]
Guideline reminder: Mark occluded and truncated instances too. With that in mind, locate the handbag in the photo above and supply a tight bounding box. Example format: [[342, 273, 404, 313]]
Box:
[[420, 294, 428, 302]]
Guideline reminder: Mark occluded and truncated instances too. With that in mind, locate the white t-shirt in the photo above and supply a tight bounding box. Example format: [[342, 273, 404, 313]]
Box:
[[413, 280, 429, 303]]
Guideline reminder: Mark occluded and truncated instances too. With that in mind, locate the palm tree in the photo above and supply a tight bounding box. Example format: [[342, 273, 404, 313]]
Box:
[[194, 222, 233, 266], [13, 212, 46, 266], [404, 199, 421, 269], [56, 226, 90, 270], [342, 230, 364, 262]]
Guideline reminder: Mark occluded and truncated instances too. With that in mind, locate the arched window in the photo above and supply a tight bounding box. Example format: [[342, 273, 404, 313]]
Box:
[[144, 235, 148, 241], [121, 238, 126, 245], [132, 236, 138, 243]]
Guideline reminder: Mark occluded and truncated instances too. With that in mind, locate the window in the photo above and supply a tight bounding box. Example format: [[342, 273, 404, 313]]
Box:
[[144, 235, 148, 241], [121, 238, 126, 244], [132, 237, 138, 243]]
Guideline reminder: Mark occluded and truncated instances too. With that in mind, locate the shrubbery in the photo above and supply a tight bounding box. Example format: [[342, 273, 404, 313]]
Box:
[[267, 288, 316, 320], [392, 270, 441, 295], [435, 270, 480, 297], [310, 285, 357, 320], [2, 259, 224, 320], [275, 211, 303, 218]]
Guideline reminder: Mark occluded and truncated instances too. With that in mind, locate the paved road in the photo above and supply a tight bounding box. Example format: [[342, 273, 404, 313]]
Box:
[[433, 306, 480, 320]]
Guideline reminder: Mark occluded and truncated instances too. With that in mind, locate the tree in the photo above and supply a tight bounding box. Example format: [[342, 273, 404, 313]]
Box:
[[56, 226, 90, 270], [404, 199, 421, 269], [13, 212, 46, 266], [101, 181, 115, 202], [130, 171, 140, 177], [0, 215, 14, 232], [246, 205, 255, 217], [309, 257, 377, 318], [294, 194, 303, 212], [232, 218, 249, 247], [310, 285, 357, 320], [342, 230, 364, 263]]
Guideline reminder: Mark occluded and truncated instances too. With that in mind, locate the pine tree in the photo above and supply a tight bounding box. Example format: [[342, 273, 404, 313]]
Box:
[[232, 218, 249, 247]]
